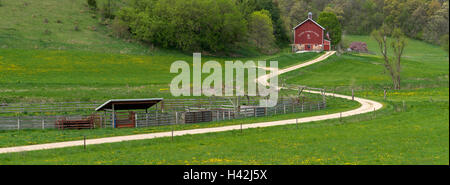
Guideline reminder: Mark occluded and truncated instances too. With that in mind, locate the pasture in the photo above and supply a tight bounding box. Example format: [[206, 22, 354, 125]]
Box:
[[0, 0, 448, 165], [0, 35, 448, 164]]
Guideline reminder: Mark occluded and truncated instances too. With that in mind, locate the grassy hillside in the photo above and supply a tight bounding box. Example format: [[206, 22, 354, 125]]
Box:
[[0, 35, 448, 164], [284, 35, 449, 89], [0, 1, 448, 165], [343, 35, 449, 62], [0, 0, 325, 102], [0, 48, 320, 102], [0, 0, 153, 55]]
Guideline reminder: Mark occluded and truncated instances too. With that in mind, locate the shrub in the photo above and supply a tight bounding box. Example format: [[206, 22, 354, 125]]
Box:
[[87, 0, 97, 10], [111, 18, 130, 38], [440, 34, 449, 53], [100, 0, 115, 19], [43, 29, 51, 35]]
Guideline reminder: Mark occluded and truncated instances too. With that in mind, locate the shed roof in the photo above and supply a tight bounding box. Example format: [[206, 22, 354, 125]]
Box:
[[95, 98, 163, 111]]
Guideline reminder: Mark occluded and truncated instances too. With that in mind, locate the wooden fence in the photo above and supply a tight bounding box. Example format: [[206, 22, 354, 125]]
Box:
[[0, 97, 326, 130]]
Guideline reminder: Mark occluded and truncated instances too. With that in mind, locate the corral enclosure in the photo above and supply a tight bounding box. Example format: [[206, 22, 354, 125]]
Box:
[[0, 90, 326, 130]]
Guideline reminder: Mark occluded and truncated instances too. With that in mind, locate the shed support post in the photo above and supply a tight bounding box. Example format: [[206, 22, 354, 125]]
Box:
[[135, 113, 138, 128], [145, 109, 148, 127], [112, 104, 115, 128]]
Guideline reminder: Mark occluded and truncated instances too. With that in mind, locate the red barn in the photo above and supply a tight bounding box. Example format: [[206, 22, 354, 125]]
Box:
[[292, 12, 331, 52]]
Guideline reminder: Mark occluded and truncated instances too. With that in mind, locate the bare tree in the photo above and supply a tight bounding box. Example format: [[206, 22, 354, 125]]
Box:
[[371, 25, 406, 90]]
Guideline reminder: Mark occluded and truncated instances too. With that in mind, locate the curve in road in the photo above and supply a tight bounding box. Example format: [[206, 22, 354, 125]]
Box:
[[0, 51, 383, 154]]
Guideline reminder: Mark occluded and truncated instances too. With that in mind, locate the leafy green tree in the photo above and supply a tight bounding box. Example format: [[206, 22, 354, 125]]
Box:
[[87, 0, 97, 10], [117, 0, 247, 52], [237, 0, 289, 45], [288, 0, 310, 29], [248, 10, 276, 54], [317, 11, 342, 47], [424, 1, 449, 44]]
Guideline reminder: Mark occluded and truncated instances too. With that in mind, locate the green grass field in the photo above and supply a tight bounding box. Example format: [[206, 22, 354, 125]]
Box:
[[0, 90, 446, 165], [0, 94, 359, 148], [0, 35, 447, 164], [0, 48, 320, 102], [0, 1, 448, 165]]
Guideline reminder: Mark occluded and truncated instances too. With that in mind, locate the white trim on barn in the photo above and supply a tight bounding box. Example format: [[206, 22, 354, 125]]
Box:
[[292, 18, 325, 30]]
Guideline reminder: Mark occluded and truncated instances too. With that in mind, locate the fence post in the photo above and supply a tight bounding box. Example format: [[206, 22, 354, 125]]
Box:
[[17, 116, 20, 130], [403, 100, 406, 111], [322, 89, 326, 103], [175, 112, 178, 125], [283, 104, 286, 114], [42, 117, 45, 130], [292, 102, 295, 113], [318, 102, 320, 110], [240, 122, 242, 133], [373, 107, 376, 119], [254, 108, 257, 117], [352, 89, 354, 101], [384, 89, 387, 100], [296, 118, 298, 129]]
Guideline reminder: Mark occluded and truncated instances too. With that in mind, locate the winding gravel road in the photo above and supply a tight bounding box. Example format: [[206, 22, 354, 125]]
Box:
[[0, 51, 383, 154]]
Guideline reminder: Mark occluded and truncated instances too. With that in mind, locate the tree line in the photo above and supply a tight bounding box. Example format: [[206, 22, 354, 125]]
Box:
[[97, 0, 448, 53], [278, 0, 448, 50]]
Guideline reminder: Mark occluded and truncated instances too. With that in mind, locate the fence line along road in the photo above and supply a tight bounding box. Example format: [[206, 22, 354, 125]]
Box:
[[0, 51, 383, 154]]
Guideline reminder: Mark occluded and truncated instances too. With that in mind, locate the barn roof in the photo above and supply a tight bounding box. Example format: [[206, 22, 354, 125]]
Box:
[[293, 18, 325, 30], [95, 98, 163, 111]]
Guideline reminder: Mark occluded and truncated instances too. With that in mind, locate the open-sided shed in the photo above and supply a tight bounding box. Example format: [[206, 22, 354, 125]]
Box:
[[95, 98, 163, 128]]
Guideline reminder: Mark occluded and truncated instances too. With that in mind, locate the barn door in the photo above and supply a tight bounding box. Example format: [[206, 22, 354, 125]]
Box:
[[305, 45, 311, 50]]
